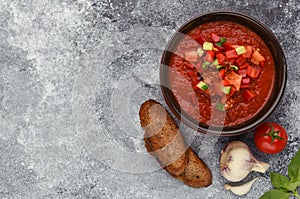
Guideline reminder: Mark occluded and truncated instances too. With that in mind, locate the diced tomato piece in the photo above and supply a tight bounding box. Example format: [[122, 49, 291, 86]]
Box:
[[206, 50, 215, 62], [225, 49, 239, 59], [225, 71, 242, 91], [184, 51, 198, 63], [235, 56, 247, 66], [231, 45, 240, 49], [255, 67, 262, 78], [238, 69, 247, 78], [242, 77, 251, 85], [243, 89, 255, 102], [260, 61, 265, 67], [195, 62, 202, 71], [222, 80, 231, 86], [228, 59, 236, 64], [223, 42, 232, 51], [240, 62, 251, 69], [188, 71, 198, 83], [246, 65, 261, 78], [195, 34, 207, 45], [207, 50, 215, 57], [251, 50, 265, 64], [216, 53, 226, 64], [184, 61, 195, 69], [246, 66, 256, 78], [193, 84, 198, 90], [240, 84, 250, 89], [242, 46, 253, 58], [219, 69, 226, 79], [228, 86, 236, 97], [211, 33, 220, 42]]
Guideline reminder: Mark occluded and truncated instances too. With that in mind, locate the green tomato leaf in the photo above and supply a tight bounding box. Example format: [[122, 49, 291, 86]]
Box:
[[270, 172, 291, 191], [288, 149, 300, 182], [260, 189, 290, 199]]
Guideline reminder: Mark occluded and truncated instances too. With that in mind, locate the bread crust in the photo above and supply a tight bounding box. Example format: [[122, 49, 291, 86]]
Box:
[[140, 100, 188, 176], [139, 100, 212, 188], [173, 148, 212, 188]]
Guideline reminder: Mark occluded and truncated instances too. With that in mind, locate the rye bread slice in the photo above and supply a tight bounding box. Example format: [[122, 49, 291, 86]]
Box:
[[173, 148, 212, 188], [139, 99, 212, 188], [139, 100, 188, 176]]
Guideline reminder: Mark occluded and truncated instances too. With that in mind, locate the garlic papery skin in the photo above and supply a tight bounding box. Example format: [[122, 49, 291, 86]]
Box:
[[220, 141, 269, 182], [225, 177, 259, 196]]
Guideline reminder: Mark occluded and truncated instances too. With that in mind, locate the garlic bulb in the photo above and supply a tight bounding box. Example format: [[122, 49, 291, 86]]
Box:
[[225, 177, 259, 196], [220, 141, 269, 182]]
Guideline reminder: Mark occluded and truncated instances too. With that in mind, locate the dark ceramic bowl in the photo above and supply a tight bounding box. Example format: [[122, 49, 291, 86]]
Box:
[[160, 11, 287, 136]]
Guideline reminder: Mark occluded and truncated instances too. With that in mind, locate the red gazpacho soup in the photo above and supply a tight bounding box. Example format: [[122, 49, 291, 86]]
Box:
[[169, 21, 275, 126]]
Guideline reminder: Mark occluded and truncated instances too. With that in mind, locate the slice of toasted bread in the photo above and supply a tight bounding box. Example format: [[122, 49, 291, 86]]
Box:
[[173, 148, 212, 188], [139, 100, 188, 176], [139, 99, 212, 188]]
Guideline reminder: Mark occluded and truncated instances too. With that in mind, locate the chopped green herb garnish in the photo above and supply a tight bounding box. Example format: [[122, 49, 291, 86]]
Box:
[[215, 37, 227, 47]]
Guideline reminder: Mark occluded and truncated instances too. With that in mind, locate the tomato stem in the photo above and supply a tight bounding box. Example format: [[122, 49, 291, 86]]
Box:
[[264, 125, 285, 145]]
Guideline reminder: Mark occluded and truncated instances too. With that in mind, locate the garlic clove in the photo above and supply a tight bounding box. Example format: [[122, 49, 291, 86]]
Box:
[[220, 141, 269, 182], [221, 145, 254, 182], [252, 160, 270, 173], [225, 177, 259, 196]]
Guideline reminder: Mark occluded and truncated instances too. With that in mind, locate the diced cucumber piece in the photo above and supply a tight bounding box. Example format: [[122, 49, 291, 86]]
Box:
[[203, 42, 213, 50], [196, 81, 208, 90], [197, 47, 204, 57], [235, 46, 246, 55], [217, 65, 224, 70], [216, 102, 225, 111], [212, 58, 219, 66], [230, 65, 239, 71], [202, 61, 210, 69], [222, 86, 232, 94]]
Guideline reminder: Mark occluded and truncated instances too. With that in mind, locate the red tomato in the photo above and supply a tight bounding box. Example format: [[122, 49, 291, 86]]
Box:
[[254, 122, 288, 154]]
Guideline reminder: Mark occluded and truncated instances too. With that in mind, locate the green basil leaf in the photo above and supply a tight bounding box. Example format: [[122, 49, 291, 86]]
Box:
[[270, 172, 292, 191], [260, 189, 290, 199], [287, 181, 300, 191], [288, 149, 300, 182]]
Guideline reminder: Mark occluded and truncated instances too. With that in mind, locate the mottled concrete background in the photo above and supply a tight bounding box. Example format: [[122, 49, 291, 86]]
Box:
[[0, 0, 299, 198]]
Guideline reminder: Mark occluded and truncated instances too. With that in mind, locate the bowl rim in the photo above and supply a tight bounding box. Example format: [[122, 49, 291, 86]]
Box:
[[160, 11, 287, 136]]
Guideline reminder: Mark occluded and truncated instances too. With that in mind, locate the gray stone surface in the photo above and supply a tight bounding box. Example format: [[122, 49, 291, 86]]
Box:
[[0, 0, 299, 198]]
